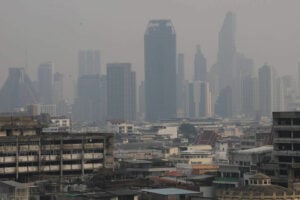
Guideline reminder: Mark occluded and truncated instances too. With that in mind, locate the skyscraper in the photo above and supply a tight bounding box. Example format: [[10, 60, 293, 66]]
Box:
[[241, 75, 256, 117], [188, 81, 212, 118], [194, 45, 207, 82], [138, 81, 145, 119], [258, 64, 273, 117], [177, 53, 185, 116], [211, 12, 236, 118], [107, 63, 136, 121], [73, 74, 106, 122], [0, 68, 39, 112], [144, 19, 177, 121], [53, 72, 64, 105], [38, 62, 53, 104], [217, 12, 236, 89], [215, 86, 233, 118], [78, 50, 101, 77]]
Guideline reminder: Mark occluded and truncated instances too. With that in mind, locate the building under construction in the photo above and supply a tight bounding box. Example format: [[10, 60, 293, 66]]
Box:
[[0, 116, 114, 181]]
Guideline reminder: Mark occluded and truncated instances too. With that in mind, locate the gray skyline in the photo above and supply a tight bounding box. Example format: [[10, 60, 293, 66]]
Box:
[[1, 0, 300, 100]]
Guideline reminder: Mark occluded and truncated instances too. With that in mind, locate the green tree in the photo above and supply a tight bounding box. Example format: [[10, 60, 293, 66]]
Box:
[[178, 123, 197, 137]]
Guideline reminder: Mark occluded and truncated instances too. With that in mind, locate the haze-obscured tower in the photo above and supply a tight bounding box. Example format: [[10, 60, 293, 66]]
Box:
[[188, 81, 212, 118], [138, 81, 145, 119], [107, 63, 136, 121], [144, 19, 177, 121], [38, 62, 53, 104], [177, 53, 185, 116], [258, 64, 273, 117], [194, 45, 207, 82], [0, 68, 39, 112], [215, 86, 233, 118], [53, 72, 64, 105], [217, 12, 236, 89], [73, 74, 106, 122], [78, 50, 101, 77]]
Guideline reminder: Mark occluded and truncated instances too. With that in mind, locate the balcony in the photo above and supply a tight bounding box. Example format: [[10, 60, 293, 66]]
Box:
[[274, 138, 300, 143], [273, 150, 300, 156]]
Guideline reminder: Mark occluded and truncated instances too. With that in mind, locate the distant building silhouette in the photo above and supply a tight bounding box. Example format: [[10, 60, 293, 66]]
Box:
[[177, 53, 185, 117], [0, 68, 39, 112], [215, 86, 233, 118], [216, 12, 236, 90], [258, 64, 273, 117], [138, 81, 145, 119], [38, 62, 53, 104], [241, 75, 256, 117], [144, 19, 177, 121], [194, 45, 207, 82], [73, 74, 106, 122], [188, 81, 212, 118], [53, 72, 64, 105], [78, 50, 101, 77], [107, 63, 136, 121]]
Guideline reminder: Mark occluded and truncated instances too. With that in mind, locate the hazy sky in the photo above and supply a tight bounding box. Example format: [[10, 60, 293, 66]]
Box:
[[1, 0, 300, 98]]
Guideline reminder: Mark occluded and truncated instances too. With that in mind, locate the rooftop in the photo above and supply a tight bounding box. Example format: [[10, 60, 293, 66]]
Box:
[[234, 145, 273, 154], [141, 188, 200, 195]]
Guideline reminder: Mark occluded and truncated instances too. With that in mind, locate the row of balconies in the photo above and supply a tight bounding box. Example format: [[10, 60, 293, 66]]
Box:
[[274, 138, 300, 143], [273, 126, 300, 131], [0, 143, 104, 153], [0, 153, 104, 163], [0, 163, 103, 174], [273, 150, 300, 156]]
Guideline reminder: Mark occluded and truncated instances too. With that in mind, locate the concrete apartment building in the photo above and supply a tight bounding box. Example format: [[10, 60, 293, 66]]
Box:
[[0, 116, 114, 181], [273, 111, 300, 189]]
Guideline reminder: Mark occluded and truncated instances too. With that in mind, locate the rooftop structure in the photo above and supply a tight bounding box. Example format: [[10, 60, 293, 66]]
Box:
[[217, 173, 300, 199]]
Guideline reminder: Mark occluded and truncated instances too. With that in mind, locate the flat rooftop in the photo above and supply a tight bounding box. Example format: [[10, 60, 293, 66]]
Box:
[[234, 145, 273, 154], [141, 188, 200, 195]]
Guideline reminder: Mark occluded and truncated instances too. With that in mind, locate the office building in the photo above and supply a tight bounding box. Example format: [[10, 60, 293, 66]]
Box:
[[78, 50, 101, 77], [177, 53, 185, 116], [0, 116, 114, 180], [53, 72, 64, 105], [241, 75, 256, 117], [216, 12, 236, 90], [144, 19, 177, 121], [38, 62, 54, 104], [107, 63, 136, 121], [215, 86, 233, 118], [0, 68, 39, 113], [273, 111, 300, 188], [73, 74, 106, 122], [258, 64, 273, 117], [138, 81, 145, 119], [194, 45, 207, 82], [188, 81, 212, 118]]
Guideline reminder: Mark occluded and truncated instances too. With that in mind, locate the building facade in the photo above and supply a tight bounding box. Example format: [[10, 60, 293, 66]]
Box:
[[273, 111, 300, 188], [78, 50, 101, 77], [144, 19, 177, 122], [0, 116, 113, 180], [38, 62, 54, 104], [107, 63, 136, 121]]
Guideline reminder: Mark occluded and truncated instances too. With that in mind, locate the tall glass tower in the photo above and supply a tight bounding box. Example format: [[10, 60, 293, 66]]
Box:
[[144, 20, 177, 122]]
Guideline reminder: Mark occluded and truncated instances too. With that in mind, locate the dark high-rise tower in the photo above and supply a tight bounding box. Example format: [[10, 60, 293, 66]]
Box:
[[217, 12, 236, 89], [78, 50, 101, 77], [38, 62, 53, 104], [73, 74, 106, 122], [144, 19, 177, 122], [258, 64, 273, 117], [177, 53, 185, 116], [194, 45, 207, 82], [107, 63, 136, 121]]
